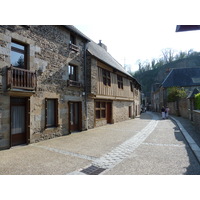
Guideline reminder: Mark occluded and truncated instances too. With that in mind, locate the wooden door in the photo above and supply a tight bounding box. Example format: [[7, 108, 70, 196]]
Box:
[[69, 102, 82, 132], [129, 106, 132, 118], [106, 102, 112, 124], [10, 98, 27, 146]]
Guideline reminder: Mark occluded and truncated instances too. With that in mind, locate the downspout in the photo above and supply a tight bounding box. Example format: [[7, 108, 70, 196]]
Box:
[[84, 42, 88, 130]]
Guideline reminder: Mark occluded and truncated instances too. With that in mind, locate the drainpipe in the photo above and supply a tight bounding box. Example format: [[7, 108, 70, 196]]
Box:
[[84, 42, 88, 130]]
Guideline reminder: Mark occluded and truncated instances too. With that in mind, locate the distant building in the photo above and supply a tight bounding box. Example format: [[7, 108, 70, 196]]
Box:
[[152, 67, 200, 111]]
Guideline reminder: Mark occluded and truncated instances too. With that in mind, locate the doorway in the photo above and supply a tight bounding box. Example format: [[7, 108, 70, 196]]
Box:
[[10, 97, 29, 146], [106, 102, 112, 123], [69, 102, 82, 132]]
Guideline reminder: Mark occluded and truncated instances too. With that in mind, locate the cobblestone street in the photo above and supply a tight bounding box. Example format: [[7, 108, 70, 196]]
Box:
[[1, 112, 200, 175]]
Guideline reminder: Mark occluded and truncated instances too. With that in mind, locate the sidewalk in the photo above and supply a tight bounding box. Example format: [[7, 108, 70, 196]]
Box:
[[169, 114, 200, 163]]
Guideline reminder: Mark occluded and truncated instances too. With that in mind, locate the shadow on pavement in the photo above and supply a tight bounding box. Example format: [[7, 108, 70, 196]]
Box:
[[172, 122, 200, 175], [141, 111, 200, 174]]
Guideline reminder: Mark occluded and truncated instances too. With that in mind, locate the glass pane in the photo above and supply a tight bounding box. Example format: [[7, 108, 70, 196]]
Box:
[[101, 110, 106, 118], [70, 103, 74, 125], [11, 106, 25, 134], [71, 66, 74, 74], [11, 42, 25, 50], [96, 110, 100, 119], [107, 79, 111, 86], [68, 65, 71, 74], [74, 103, 79, 124], [47, 100, 55, 126], [103, 77, 107, 85], [11, 51, 25, 68], [101, 102, 106, 108], [96, 102, 100, 108]]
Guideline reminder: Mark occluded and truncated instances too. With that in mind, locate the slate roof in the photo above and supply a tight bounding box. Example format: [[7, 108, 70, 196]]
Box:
[[187, 88, 200, 99], [64, 25, 91, 41], [88, 41, 131, 77], [162, 68, 200, 88]]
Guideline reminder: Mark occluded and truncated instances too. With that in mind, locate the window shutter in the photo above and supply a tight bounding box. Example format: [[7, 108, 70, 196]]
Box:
[[45, 98, 47, 128], [55, 99, 58, 127]]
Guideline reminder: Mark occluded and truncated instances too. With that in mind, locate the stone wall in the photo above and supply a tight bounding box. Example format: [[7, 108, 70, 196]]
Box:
[[178, 99, 189, 118], [167, 99, 188, 118], [193, 110, 200, 134], [0, 25, 87, 148], [113, 101, 133, 123], [87, 99, 95, 129]]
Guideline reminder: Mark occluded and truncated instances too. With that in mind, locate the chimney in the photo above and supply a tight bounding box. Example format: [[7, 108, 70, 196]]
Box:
[[98, 40, 107, 51]]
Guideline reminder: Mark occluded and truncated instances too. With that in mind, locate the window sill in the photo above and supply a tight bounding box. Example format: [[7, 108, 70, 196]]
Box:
[[45, 126, 59, 130], [96, 118, 106, 121]]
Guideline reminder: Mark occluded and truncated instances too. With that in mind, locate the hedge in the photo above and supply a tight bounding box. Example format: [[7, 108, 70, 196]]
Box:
[[195, 93, 200, 110]]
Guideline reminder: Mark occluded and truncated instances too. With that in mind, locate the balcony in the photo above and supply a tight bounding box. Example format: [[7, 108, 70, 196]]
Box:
[[7, 66, 37, 91], [69, 43, 79, 52], [67, 79, 81, 88]]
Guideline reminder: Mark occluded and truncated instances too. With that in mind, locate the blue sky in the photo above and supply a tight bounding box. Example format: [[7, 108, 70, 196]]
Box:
[[3, 0, 200, 73]]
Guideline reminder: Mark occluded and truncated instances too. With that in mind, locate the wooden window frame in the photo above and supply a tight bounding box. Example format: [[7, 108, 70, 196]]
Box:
[[95, 101, 106, 120], [11, 40, 27, 69], [45, 98, 58, 128], [117, 75, 123, 89], [102, 69, 111, 86]]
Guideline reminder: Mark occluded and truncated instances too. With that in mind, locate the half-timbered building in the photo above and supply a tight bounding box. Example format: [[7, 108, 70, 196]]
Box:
[[86, 40, 141, 128]]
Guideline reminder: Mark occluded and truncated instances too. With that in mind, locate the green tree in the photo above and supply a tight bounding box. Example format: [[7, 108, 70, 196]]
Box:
[[167, 87, 187, 102], [195, 93, 200, 109]]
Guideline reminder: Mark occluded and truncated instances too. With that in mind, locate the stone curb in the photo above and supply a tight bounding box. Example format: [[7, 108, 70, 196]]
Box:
[[170, 116, 200, 163]]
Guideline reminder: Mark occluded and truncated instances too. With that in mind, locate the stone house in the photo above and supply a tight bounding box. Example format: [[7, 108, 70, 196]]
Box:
[[152, 67, 200, 114], [0, 25, 90, 150], [0, 25, 141, 150], [86, 40, 141, 128]]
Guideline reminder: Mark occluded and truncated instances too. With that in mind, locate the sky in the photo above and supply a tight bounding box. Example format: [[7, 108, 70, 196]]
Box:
[[75, 24, 200, 73]]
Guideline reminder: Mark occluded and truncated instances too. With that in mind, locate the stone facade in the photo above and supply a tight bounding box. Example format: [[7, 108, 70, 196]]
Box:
[[0, 25, 88, 149], [193, 110, 200, 134], [0, 25, 141, 150]]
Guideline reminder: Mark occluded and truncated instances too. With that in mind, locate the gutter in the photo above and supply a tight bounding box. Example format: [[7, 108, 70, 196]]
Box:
[[84, 42, 88, 130]]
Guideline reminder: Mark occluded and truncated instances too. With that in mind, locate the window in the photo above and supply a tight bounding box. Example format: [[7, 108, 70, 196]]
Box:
[[45, 99, 58, 128], [70, 34, 76, 45], [117, 75, 123, 89], [95, 101, 106, 119], [130, 81, 133, 92], [68, 65, 77, 81], [102, 69, 111, 86], [11, 41, 27, 69]]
